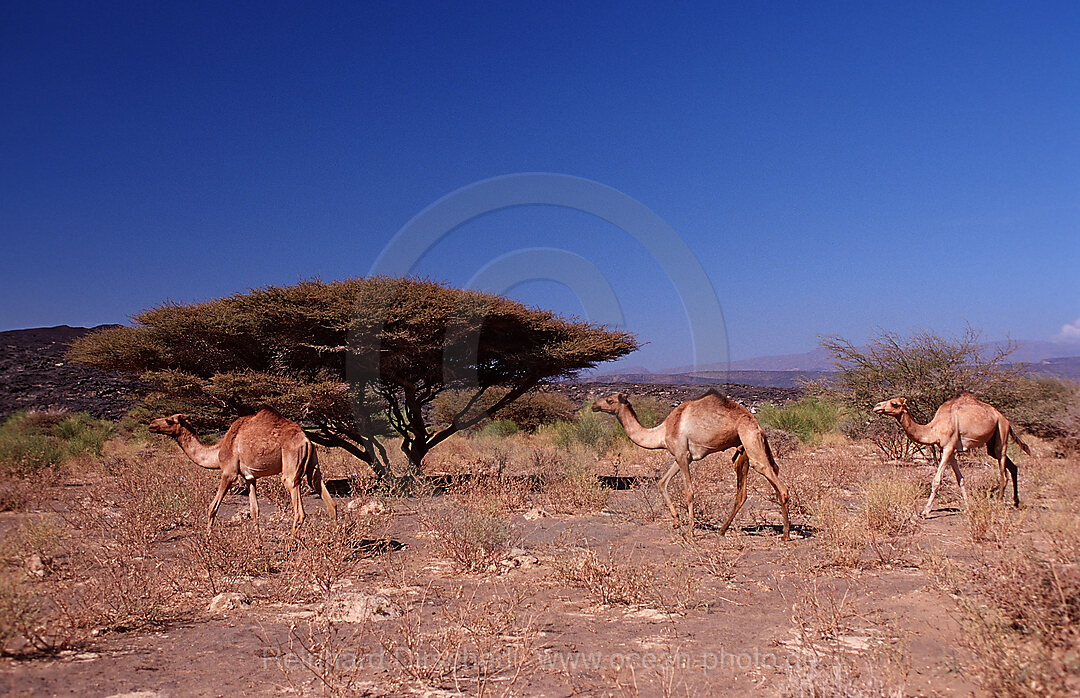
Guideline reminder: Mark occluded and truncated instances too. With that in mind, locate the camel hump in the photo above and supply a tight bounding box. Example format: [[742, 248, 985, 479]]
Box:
[[699, 388, 739, 409]]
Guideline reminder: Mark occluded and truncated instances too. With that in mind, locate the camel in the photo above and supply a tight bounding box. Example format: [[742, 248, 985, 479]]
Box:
[[872, 393, 1030, 517], [148, 409, 336, 536], [592, 390, 791, 540]]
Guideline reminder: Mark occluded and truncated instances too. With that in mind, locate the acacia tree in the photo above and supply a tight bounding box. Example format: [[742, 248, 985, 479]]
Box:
[[70, 277, 638, 485]]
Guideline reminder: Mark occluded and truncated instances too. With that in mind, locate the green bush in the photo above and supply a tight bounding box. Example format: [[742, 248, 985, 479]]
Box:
[[478, 419, 519, 438], [542, 395, 671, 455], [756, 396, 840, 444], [543, 408, 621, 454], [990, 376, 1079, 444], [0, 411, 114, 476]]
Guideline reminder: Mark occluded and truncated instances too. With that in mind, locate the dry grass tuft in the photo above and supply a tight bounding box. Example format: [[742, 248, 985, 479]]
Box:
[[925, 457, 1080, 696], [554, 545, 659, 607], [782, 577, 907, 697], [811, 497, 867, 568], [420, 490, 515, 574]]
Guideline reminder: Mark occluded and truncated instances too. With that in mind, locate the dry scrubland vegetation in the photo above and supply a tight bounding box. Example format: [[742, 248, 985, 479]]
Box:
[[4, 309, 1078, 695], [1, 378, 1078, 697]]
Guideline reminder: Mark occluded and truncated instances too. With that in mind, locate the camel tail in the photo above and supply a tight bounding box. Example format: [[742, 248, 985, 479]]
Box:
[[1009, 426, 1031, 456]]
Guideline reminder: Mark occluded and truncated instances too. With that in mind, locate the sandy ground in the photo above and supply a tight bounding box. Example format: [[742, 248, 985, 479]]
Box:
[[0, 453, 999, 698]]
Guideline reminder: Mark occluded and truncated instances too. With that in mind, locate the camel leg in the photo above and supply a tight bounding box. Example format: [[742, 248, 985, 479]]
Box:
[[657, 460, 682, 526], [207, 472, 236, 535], [246, 478, 260, 536], [740, 430, 791, 540], [921, 443, 956, 518], [949, 455, 968, 510], [989, 430, 1021, 508], [287, 480, 305, 539], [676, 454, 694, 539], [749, 460, 791, 541], [718, 451, 749, 537], [1005, 458, 1020, 508], [987, 432, 1009, 502], [309, 465, 337, 521]]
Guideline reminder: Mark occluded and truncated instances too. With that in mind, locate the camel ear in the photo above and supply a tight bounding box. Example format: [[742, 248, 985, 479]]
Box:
[[177, 414, 192, 428], [617, 393, 628, 403], [896, 398, 906, 407]]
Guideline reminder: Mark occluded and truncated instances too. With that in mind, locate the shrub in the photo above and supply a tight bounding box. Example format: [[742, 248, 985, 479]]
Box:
[[953, 548, 1080, 694], [541, 408, 621, 454], [0, 411, 114, 477], [541, 395, 670, 455], [554, 547, 658, 606], [995, 377, 1080, 451], [478, 419, 519, 438], [756, 396, 841, 444], [0, 577, 48, 655], [761, 425, 801, 458], [422, 494, 514, 573], [862, 477, 920, 537], [539, 444, 610, 513], [811, 497, 866, 568]]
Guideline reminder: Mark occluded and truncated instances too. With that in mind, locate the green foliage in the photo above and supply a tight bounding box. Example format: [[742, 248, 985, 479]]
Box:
[[756, 396, 841, 444], [542, 395, 671, 455], [544, 408, 619, 454], [69, 278, 638, 481], [626, 395, 670, 429], [0, 411, 114, 476], [478, 419, 519, 438]]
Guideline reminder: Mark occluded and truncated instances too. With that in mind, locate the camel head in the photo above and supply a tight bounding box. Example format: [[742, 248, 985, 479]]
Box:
[[591, 393, 629, 414], [872, 397, 908, 417], [148, 413, 192, 437]]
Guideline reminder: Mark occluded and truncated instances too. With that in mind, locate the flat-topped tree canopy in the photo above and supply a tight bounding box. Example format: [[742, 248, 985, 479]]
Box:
[[70, 277, 639, 484]]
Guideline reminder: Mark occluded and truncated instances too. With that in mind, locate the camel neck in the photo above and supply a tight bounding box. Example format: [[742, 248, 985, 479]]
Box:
[[175, 428, 221, 469], [896, 410, 934, 445], [615, 404, 666, 450]]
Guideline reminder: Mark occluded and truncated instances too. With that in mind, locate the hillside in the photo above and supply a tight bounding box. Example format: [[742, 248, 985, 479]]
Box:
[[0, 325, 142, 420]]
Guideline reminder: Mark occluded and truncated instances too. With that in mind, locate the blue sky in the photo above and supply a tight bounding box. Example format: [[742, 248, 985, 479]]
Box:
[[2, 1, 1078, 369]]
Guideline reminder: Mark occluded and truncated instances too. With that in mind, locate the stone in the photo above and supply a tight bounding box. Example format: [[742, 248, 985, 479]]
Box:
[[321, 592, 398, 623], [26, 553, 48, 577], [208, 591, 250, 614], [347, 499, 388, 516]]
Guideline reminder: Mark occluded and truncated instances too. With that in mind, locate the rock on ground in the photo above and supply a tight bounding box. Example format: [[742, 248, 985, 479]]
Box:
[[321, 592, 399, 623], [208, 592, 250, 614]]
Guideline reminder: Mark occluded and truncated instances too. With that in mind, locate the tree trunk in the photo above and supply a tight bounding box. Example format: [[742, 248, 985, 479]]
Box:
[[305, 428, 395, 484]]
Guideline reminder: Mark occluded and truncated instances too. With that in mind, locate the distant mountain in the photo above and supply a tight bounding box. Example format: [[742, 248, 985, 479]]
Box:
[[657, 348, 832, 374], [0, 324, 140, 419], [583, 370, 832, 389], [594, 339, 1080, 387], [988, 340, 1080, 363], [1025, 356, 1080, 382]]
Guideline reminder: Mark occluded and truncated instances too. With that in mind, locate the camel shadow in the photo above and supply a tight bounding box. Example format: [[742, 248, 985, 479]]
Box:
[[349, 538, 405, 557], [922, 506, 962, 519], [697, 521, 816, 539]]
